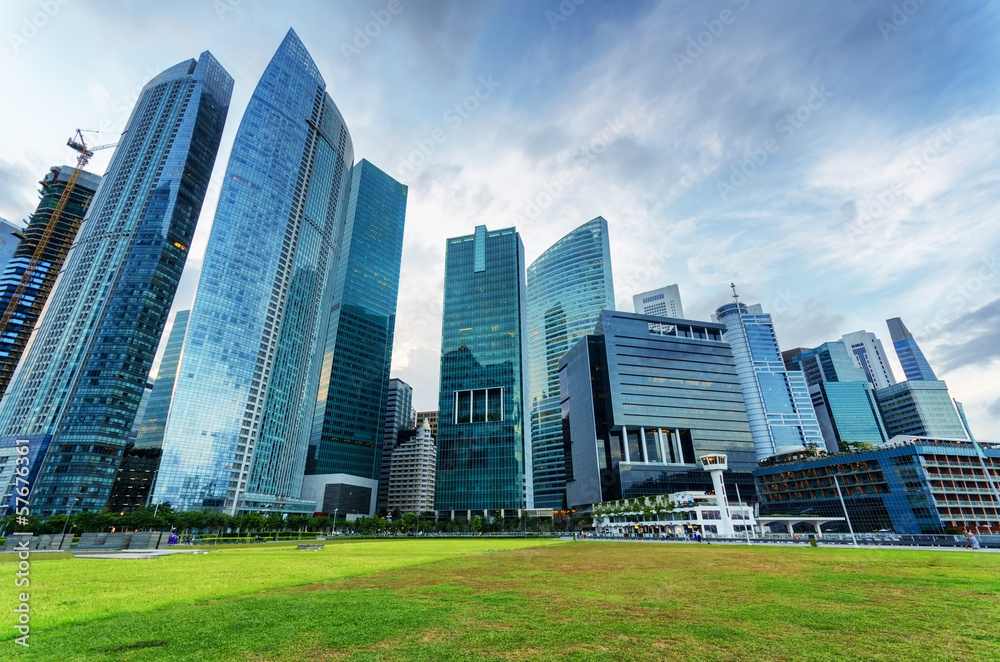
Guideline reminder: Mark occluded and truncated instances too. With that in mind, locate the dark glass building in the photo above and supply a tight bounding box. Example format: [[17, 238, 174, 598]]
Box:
[[0, 166, 102, 401], [376, 378, 413, 514], [153, 31, 352, 515], [526, 217, 614, 509], [0, 52, 232, 516], [561, 310, 757, 508], [436, 225, 532, 511], [134, 310, 189, 450], [304, 159, 407, 514]]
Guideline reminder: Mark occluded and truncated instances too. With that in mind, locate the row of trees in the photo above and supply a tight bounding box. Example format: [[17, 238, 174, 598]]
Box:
[[353, 512, 554, 535]]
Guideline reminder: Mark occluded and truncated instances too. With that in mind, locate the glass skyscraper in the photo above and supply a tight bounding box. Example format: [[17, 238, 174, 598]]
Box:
[[526, 217, 614, 509], [376, 378, 413, 514], [436, 225, 532, 512], [0, 53, 232, 516], [714, 299, 824, 460], [790, 341, 888, 450], [874, 380, 968, 439], [152, 30, 353, 514], [134, 310, 190, 450], [886, 317, 937, 381], [303, 159, 407, 515], [0, 166, 102, 401]]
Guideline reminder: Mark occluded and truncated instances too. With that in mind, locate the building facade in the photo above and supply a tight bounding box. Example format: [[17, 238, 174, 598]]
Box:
[[134, 310, 190, 450], [841, 330, 897, 390], [632, 284, 683, 319], [875, 380, 968, 439], [376, 378, 413, 514], [436, 225, 532, 511], [754, 437, 1000, 534], [305, 159, 407, 513], [152, 30, 352, 515], [0, 218, 20, 274], [415, 411, 438, 437], [0, 52, 232, 516], [105, 444, 161, 514], [526, 217, 615, 509], [561, 311, 757, 509], [714, 300, 823, 460], [790, 341, 889, 450], [887, 317, 937, 381], [0, 166, 102, 401], [387, 420, 436, 514]]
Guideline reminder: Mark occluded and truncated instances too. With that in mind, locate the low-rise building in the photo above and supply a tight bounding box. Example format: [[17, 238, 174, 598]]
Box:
[[387, 420, 436, 514]]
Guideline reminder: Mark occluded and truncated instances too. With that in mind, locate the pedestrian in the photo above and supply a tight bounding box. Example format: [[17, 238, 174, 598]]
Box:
[[971, 533, 981, 550], [964, 530, 973, 548]]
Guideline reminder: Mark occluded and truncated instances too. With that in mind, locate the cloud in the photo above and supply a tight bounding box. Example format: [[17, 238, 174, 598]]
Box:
[[936, 298, 1000, 373]]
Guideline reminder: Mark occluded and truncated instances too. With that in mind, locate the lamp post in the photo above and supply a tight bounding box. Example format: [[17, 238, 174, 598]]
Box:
[[59, 497, 80, 548], [332, 508, 338, 535]]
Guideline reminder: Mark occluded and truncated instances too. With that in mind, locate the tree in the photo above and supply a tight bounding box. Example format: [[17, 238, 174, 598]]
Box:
[[244, 512, 266, 534], [265, 512, 284, 534], [401, 512, 419, 533]]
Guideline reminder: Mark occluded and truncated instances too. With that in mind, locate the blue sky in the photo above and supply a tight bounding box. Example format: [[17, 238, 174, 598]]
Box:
[[2, 0, 999, 437]]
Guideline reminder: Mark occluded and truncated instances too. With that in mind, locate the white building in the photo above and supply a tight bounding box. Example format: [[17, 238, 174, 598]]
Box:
[[842, 330, 897, 390], [633, 284, 684, 319], [387, 420, 436, 513]]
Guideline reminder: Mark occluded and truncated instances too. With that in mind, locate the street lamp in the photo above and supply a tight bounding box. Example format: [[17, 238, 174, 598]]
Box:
[[332, 508, 338, 535], [59, 497, 81, 547]]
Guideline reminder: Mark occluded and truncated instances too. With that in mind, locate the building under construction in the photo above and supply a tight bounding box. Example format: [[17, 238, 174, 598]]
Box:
[[0, 165, 102, 399]]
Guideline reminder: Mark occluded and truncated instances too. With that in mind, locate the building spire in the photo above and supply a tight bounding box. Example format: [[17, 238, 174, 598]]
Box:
[[730, 282, 740, 303]]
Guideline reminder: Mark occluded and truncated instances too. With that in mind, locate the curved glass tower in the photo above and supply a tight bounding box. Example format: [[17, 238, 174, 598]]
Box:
[[0, 52, 232, 516], [526, 217, 615, 509], [152, 30, 354, 514]]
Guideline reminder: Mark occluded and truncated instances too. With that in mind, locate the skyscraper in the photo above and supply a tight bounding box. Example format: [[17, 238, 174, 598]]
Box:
[[0, 166, 102, 401], [134, 310, 190, 450], [526, 217, 615, 509], [886, 317, 937, 381], [304, 159, 407, 514], [633, 284, 683, 319], [0, 218, 21, 274], [152, 30, 353, 515], [0, 52, 232, 516], [376, 378, 413, 514], [714, 297, 824, 460], [875, 381, 968, 439], [436, 225, 532, 512], [841, 330, 897, 389]]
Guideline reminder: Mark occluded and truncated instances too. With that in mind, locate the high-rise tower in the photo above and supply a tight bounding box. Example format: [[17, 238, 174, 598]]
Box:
[[886, 317, 937, 381], [134, 310, 190, 450], [0, 53, 232, 516], [436, 225, 532, 512], [633, 284, 683, 318], [526, 217, 614, 509], [714, 292, 824, 460], [303, 159, 407, 515], [841, 330, 897, 390], [152, 30, 353, 514], [0, 166, 102, 400]]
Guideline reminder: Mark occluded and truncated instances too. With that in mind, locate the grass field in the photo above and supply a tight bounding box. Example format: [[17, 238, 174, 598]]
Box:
[[2, 539, 999, 661]]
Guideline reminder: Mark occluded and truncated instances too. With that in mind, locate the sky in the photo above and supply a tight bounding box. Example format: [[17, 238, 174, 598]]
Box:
[[1, 0, 999, 438]]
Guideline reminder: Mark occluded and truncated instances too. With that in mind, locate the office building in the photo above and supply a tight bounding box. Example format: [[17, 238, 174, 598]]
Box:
[[875, 380, 969, 439], [841, 330, 897, 390], [105, 444, 161, 514], [526, 217, 615, 509], [134, 310, 190, 449], [633, 284, 683, 319], [789, 341, 889, 450], [714, 298, 824, 460], [0, 218, 19, 273], [304, 159, 407, 515], [387, 419, 436, 514], [754, 437, 1000, 534], [887, 317, 937, 381], [436, 225, 532, 512], [153, 30, 352, 515], [416, 411, 438, 437], [0, 166, 102, 400], [127, 381, 155, 446], [0, 52, 232, 516], [561, 310, 757, 509], [376, 378, 413, 514]]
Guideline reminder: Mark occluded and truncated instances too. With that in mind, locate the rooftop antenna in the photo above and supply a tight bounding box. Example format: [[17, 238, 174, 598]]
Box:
[[730, 282, 740, 304]]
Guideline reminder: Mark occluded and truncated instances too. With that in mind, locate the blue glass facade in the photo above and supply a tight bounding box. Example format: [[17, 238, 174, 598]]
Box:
[[0, 167, 102, 401], [134, 310, 190, 450], [714, 301, 823, 460], [875, 380, 968, 439], [561, 311, 757, 508], [0, 53, 232, 516], [886, 317, 937, 381], [436, 226, 532, 511], [307, 159, 407, 482], [791, 341, 888, 450], [0, 219, 20, 274], [152, 30, 353, 514], [526, 217, 614, 509]]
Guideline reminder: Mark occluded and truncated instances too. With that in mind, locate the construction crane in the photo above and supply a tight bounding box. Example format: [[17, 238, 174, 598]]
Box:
[[0, 130, 118, 346]]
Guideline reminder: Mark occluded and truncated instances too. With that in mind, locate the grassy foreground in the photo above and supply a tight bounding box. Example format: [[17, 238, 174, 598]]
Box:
[[3, 539, 999, 660]]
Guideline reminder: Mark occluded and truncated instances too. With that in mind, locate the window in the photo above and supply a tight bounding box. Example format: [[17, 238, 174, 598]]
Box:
[[454, 388, 503, 423]]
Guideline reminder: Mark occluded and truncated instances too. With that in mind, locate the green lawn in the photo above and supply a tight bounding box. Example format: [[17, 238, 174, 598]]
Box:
[[3, 540, 999, 660]]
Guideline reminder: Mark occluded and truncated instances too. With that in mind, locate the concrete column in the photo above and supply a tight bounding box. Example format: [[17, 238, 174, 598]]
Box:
[[639, 427, 647, 463], [672, 430, 683, 464], [786, 523, 795, 535], [814, 523, 823, 538], [656, 429, 668, 464], [622, 426, 630, 463]]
